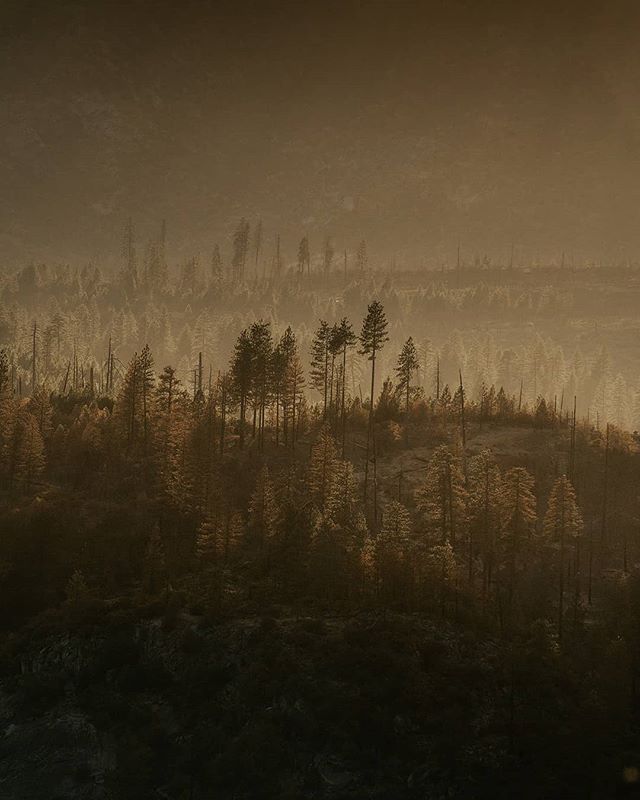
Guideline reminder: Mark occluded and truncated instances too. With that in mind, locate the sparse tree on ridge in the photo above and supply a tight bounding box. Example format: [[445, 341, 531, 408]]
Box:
[[310, 320, 331, 418], [395, 336, 420, 429], [333, 318, 357, 457], [359, 300, 389, 518], [230, 329, 253, 449]]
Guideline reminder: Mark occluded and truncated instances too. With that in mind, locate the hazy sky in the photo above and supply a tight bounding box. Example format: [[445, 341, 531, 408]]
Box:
[[2, 0, 640, 268]]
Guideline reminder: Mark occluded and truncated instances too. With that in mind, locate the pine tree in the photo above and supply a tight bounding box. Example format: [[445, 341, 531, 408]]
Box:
[[0, 391, 17, 486], [286, 343, 305, 449], [327, 323, 342, 420], [179, 256, 200, 295], [115, 348, 153, 450], [248, 466, 281, 551], [308, 425, 338, 518], [380, 499, 412, 547], [211, 245, 223, 283], [248, 321, 273, 448], [231, 218, 250, 283], [334, 318, 357, 457], [270, 338, 288, 446], [359, 301, 389, 517], [27, 386, 53, 441], [230, 329, 253, 448], [196, 517, 222, 565], [154, 366, 186, 496], [395, 336, 420, 416], [377, 499, 412, 594], [297, 236, 310, 276], [156, 366, 179, 415], [272, 327, 297, 446], [144, 242, 166, 292], [438, 384, 452, 415], [49, 314, 66, 361], [467, 449, 503, 590], [0, 349, 10, 400], [356, 239, 368, 272], [216, 371, 233, 456], [323, 237, 334, 276], [500, 466, 537, 612], [360, 534, 378, 589], [422, 542, 457, 615], [7, 409, 45, 491], [122, 217, 138, 291], [311, 457, 366, 600], [225, 510, 245, 558], [310, 320, 331, 417], [543, 475, 583, 639], [184, 391, 219, 511], [324, 459, 368, 551], [416, 445, 467, 549]]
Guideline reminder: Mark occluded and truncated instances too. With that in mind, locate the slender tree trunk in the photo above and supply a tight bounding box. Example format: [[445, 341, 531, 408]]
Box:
[[559, 510, 566, 641], [447, 464, 455, 550], [459, 370, 467, 451], [239, 393, 245, 449], [220, 383, 226, 456], [323, 346, 328, 420], [372, 412, 378, 529], [329, 354, 335, 423], [291, 375, 297, 451], [363, 350, 376, 505], [129, 355, 137, 446], [600, 424, 610, 566], [31, 322, 37, 393], [341, 345, 347, 458]]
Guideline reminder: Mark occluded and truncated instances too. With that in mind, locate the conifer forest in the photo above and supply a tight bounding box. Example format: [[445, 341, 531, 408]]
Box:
[[3, 2, 640, 799]]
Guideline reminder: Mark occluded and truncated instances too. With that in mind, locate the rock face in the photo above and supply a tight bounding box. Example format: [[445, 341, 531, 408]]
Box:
[[0, 635, 114, 800], [0, 613, 466, 798], [0, 705, 111, 800], [0, 609, 625, 799]]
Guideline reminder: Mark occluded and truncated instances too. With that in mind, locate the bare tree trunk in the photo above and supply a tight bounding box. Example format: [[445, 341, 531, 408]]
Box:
[[220, 381, 226, 456], [341, 345, 347, 458], [31, 322, 37, 394], [364, 351, 376, 505], [599, 424, 610, 577]]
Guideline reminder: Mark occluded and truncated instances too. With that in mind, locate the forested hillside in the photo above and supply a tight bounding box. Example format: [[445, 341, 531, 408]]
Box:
[[1, 291, 640, 798], [7, 1, 640, 797]]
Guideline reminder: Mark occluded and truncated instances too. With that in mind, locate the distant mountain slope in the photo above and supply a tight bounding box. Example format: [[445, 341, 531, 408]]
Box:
[[2, 0, 640, 268]]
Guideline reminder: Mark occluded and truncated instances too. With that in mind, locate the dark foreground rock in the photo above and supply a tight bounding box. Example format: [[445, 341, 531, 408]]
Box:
[[0, 607, 634, 799]]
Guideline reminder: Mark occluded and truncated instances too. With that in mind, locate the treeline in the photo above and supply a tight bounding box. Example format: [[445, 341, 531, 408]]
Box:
[[2, 259, 639, 431]]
